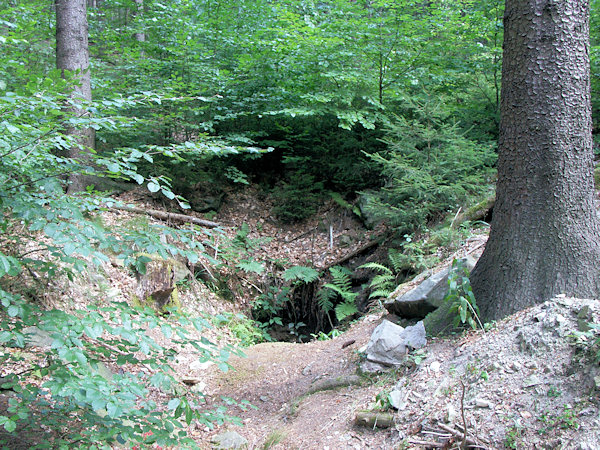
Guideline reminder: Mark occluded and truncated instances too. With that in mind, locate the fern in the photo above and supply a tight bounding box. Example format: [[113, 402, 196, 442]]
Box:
[[328, 266, 353, 295], [236, 259, 265, 274], [358, 262, 392, 274], [335, 300, 358, 321], [320, 266, 358, 321], [283, 265, 319, 283], [317, 287, 336, 314], [359, 262, 396, 300]]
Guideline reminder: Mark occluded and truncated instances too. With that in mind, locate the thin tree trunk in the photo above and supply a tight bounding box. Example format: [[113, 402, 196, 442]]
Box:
[[133, 0, 145, 42], [470, 0, 600, 321], [56, 0, 95, 193]]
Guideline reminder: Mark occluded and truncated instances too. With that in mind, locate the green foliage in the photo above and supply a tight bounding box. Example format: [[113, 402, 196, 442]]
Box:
[[0, 295, 240, 447], [320, 266, 358, 322], [505, 425, 524, 449], [251, 286, 289, 329], [361, 99, 496, 233], [570, 321, 600, 364], [389, 235, 440, 275], [310, 329, 342, 341], [272, 173, 324, 223], [538, 405, 580, 435], [359, 262, 396, 300], [282, 266, 320, 283], [212, 312, 270, 347], [444, 259, 483, 331], [236, 260, 265, 275]]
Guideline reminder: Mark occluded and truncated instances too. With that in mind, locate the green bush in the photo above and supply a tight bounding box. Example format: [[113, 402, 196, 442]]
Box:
[[361, 100, 496, 234]]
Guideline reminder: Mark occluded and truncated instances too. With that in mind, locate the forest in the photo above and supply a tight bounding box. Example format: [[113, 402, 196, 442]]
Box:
[[1, 0, 600, 448]]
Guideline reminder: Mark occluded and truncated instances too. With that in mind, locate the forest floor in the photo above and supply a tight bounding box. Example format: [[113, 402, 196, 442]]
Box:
[[168, 187, 600, 449], [3, 186, 600, 449]]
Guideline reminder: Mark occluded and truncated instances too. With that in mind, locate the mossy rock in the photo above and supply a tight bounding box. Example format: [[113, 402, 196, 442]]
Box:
[[423, 301, 461, 336]]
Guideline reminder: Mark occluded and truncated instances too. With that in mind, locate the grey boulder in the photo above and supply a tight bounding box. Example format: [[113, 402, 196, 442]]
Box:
[[364, 320, 427, 367], [384, 256, 477, 318]]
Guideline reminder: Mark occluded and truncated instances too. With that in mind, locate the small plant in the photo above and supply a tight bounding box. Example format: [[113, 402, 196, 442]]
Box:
[[320, 266, 358, 321], [547, 386, 562, 398], [374, 389, 393, 410], [570, 321, 600, 363], [444, 259, 484, 331], [310, 329, 342, 341], [251, 286, 290, 329], [505, 424, 523, 449], [262, 429, 287, 449], [359, 262, 396, 301], [538, 405, 580, 435], [212, 312, 270, 346], [287, 321, 307, 342]]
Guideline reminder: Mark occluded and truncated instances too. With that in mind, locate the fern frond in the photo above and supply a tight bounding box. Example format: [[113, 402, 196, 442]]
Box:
[[236, 260, 265, 274], [329, 266, 353, 293], [358, 262, 393, 274], [371, 274, 394, 286], [369, 288, 392, 299], [335, 300, 358, 321], [317, 287, 336, 313], [283, 265, 319, 283]]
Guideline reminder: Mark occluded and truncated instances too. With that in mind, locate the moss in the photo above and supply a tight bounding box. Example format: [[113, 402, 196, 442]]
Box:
[[594, 166, 600, 188]]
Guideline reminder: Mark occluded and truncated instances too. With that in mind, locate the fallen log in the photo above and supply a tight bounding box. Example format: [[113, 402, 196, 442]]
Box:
[[111, 205, 220, 228], [354, 410, 394, 429]]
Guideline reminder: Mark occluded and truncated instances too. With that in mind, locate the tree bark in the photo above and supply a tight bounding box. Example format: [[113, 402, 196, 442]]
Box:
[[470, 0, 600, 321], [133, 0, 145, 42], [56, 0, 95, 193]]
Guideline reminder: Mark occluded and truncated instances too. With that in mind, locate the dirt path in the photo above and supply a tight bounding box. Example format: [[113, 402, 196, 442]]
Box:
[[201, 315, 394, 449], [194, 297, 600, 450]]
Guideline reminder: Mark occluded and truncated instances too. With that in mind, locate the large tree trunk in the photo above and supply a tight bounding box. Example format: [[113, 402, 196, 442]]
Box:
[[56, 0, 95, 193], [470, 0, 600, 321]]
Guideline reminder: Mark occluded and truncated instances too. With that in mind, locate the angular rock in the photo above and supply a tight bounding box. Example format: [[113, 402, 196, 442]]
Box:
[[385, 256, 477, 318], [364, 320, 427, 367]]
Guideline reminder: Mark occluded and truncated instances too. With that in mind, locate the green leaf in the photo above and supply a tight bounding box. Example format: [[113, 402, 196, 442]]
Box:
[[236, 260, 265, 274], [147, 181, 160, 193], [3, 418, 16, 433], [167, 398, 181, 410], [161, 188, 175, 200]]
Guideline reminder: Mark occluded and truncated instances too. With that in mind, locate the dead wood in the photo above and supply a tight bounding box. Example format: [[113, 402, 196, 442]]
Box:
[[111, 205, 220, 228], [354, 411, 394, 429], [320, 239, 380, 270]]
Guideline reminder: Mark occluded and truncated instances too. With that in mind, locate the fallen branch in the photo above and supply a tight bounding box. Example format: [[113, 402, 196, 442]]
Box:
[[110, 205, 220, 228], [407, 439, 445, 448], [320, 239, 380, 270]]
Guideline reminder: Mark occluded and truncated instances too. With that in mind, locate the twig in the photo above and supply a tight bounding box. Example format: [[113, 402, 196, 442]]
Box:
[[460, 380, 468, 449], [450, 206, 462, 228], [407, 439, 444, 448], [285, 226, 318, 243], [465, 241, 486, 257]]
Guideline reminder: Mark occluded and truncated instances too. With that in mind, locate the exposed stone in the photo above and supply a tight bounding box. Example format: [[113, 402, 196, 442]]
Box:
[[385, 256, 477, 318], [211, 431, 248, 449], [22, 326, 53, 348], [363, 320, 427, 367], [388, 388, 407, 410], [475, 398, 493, 408]]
